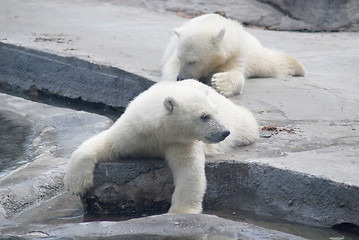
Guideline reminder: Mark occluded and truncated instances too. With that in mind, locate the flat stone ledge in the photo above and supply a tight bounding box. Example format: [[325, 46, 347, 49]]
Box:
[[0, 42, 154, 110], [82, 159, 174, 217], [1, 213, 309, 240], [83, 158, 359, 228]]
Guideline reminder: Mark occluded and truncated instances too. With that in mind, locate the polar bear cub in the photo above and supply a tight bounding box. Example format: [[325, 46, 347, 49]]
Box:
[[64, 79, 258, 214], [162, 13, 306, 97]]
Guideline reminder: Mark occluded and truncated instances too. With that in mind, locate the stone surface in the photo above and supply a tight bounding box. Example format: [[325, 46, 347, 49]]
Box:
[[0, 110, 32, 176], [0, 42, 153, 109], [0, 0, 183, 81], [205, 160, 359, 227], [1, 213, 308, 240], [110, 0, 359, 31], [84, 157, 359, 227], [260, 0, 359, 31], [82, 159, 174, 216], [0, 93, 113, 220]]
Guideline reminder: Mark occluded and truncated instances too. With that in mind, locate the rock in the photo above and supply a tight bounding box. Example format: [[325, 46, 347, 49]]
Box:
[[83, 158, 359, 227], [3, 213, 309, 240], [259, 0, 359, 31], [0, 110, 32, 174], [0, 93, 113, 219], [0, 42, 154, 111], [82, 159, 174, 216], [115, 0, 359, 31]]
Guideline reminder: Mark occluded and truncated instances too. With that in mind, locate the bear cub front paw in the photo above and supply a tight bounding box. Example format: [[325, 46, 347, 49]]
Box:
[[211, 72, 243, 97], [64, 161, 95, 196]]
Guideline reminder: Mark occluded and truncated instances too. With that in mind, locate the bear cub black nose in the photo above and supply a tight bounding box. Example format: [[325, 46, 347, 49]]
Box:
[[221, 130, 230, 140]]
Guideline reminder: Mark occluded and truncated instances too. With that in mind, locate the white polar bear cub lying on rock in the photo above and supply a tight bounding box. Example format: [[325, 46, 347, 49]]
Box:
[[64, 79, 258, 214], [162, 13, 306, 97]]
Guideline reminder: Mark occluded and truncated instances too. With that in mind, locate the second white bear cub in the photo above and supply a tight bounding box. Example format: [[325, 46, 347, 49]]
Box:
[[162, 13, 306, 97]]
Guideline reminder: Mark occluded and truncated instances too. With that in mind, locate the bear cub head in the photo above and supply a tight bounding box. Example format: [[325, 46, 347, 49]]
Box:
[[162, 88, 230, 144], [175, 27, 226, 83]]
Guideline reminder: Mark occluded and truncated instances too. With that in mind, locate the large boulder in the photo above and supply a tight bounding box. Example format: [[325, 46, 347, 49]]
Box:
[[259, 0, 359, 31], [119, 0, 359, 31]]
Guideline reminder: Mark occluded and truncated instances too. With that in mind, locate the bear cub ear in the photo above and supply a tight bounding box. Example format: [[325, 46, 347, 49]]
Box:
[[174, 28, 182, 38], [212, 28, 225, 45], [164, 97, 178, 112]]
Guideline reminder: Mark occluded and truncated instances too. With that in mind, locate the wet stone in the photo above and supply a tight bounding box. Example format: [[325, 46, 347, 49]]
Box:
[[0, 110, 32, 176], [83, 158, 359, 228], [82, 159, 174, 216]]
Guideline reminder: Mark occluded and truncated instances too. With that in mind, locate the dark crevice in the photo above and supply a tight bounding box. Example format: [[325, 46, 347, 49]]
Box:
[[0, 82, 124, 121], [332, 223, 359, 236], [256, 0, 301, 21]]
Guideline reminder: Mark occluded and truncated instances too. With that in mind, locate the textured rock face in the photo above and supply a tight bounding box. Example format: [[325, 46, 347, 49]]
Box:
[[0, 93, 113, 220], [260, 0, 359, 31], [0, 111, 32, 174], [3, 213, 309, 240], [82, 159, 174, 216], [0, 43, 154, 111], [82, 158, 359, 227], [114, 0, 359, 31]]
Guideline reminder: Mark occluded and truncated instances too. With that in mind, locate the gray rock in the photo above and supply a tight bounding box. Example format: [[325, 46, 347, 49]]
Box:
[[0, 43, 154, 110], [0, 93, 113, 219], [2, 213, 309, 240], [82, 159, 174, 216], [114, 0, 359, 31], [83, 157, 359, 228], [259, 0, 359, 31], [0, 110, 32, 175]]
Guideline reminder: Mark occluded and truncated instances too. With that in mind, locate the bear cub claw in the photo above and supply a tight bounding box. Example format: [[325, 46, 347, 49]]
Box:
[[212, 72, 234, 97]]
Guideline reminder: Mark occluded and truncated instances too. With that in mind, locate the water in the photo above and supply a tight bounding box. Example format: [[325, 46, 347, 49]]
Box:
[[78, 234, 235, 240], [0, 233, 236, 240], [0, 110, 33, 178], [205, 209, 359, 240]]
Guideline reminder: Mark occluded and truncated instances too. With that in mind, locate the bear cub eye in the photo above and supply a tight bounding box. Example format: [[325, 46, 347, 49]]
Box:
[[200, 113, 211, 121], [188, 60, 196, 65]]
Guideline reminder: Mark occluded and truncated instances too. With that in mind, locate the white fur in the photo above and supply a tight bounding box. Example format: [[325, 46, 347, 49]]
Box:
[[64, 79, 258, 214], [162, 14, 306, 97]]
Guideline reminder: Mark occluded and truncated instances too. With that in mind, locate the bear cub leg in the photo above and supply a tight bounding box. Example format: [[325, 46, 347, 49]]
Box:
[[165, 143, 206, 214]]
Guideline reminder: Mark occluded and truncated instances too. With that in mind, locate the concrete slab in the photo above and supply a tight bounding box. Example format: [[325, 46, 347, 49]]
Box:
[[0, 42, 153, 110], [236, 29, 359, 187], [0, 0, 184, 81]]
